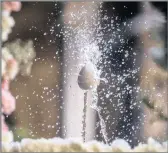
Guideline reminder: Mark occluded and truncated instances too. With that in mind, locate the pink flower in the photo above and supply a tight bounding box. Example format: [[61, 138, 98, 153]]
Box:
[[1, 115, 9, 132], [6, 59, 19, 80], [2, 2, 21, 13], [2, 79, 10, 90], [2, 88, 16, 115]]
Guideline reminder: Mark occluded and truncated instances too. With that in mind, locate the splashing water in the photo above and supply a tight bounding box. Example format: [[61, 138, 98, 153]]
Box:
[[91, 89, 109, 144], [62, 2, 112, 144], [62, 2, 131, 144], [75, 22, 110, 144]]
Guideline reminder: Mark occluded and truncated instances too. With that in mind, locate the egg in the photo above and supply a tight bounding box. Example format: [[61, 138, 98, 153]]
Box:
[[78, 62, 100, 90]]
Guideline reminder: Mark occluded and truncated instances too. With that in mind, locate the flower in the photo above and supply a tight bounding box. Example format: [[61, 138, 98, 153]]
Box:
[[5, 59, 19, 80], [2, 79, 10, 90], [111, 139, 131, 152], [1, 115, 14, 143], [2, 88, 16, 115], [2, 59, 6, 76], [2, 130, 14, 143], [2, 2, 22, 13], [2, 11, 15, 42], [4, 39, 36, 76], [2, 47, 14, 61], [2, 48, 19, 79]]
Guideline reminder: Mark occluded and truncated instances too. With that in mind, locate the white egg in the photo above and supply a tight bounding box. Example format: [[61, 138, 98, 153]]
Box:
[[78, 62, 100, 90]]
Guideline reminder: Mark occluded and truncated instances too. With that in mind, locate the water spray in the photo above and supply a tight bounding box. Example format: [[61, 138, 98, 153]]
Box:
[[78, 62, 100, 142]]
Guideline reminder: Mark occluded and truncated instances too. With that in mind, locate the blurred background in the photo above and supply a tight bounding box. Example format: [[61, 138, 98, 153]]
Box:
[[2, 1, 167, 147]]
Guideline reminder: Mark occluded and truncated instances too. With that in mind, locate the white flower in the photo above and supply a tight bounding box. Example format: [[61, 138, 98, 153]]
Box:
[[162, 141, 168, 151], [2, 10, 15, 42], [1, 137, 167, 152], [4, 39, 36, 76], [111, 138, 131, 151], [2, 131, 14, 143], [147, 137, 164, 152], [2, 47, 13, 61]]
